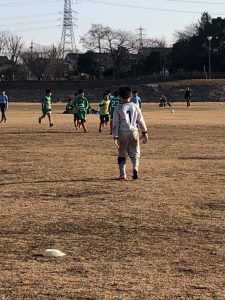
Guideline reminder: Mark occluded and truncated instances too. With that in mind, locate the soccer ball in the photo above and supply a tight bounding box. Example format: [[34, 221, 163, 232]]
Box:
[[171, 109, 175, 113]]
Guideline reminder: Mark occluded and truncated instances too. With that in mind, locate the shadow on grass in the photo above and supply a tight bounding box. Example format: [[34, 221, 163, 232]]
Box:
[[179, 156, 225, 160], [0, 177, 125, 186]]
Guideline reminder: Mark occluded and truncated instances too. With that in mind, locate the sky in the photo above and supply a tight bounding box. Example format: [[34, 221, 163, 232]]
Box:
[[1, 0, 225, 51]]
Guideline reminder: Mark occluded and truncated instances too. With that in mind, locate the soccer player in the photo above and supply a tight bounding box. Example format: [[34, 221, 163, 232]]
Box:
[[130, 90, 142, 108], [106, 90, 114, 100], [38, 89, 53, 127], [99, 92, 110, 132], [71, 92, 79, 129], [109, 90, 120, 135], [74, 89, 89, 132], [112, 86, 148, 180], [0, 89, 8, 123]]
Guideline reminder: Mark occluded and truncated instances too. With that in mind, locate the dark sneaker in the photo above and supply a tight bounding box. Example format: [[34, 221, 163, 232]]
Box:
[[132, 170, 139, 180], [117, 175, 127, 181], [50, 123, 53, 127], [38, 117, 41, 124]]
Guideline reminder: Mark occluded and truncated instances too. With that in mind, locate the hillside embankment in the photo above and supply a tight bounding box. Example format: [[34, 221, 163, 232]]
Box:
[[1, 79, 225, 102]]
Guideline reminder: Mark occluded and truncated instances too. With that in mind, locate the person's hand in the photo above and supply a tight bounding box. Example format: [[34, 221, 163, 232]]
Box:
[[140, 133, 148, 144], [114, 138, 120, 149]]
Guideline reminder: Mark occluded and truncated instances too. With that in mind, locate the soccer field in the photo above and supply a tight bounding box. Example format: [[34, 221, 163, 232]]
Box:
[[0, 103, 225, 299]]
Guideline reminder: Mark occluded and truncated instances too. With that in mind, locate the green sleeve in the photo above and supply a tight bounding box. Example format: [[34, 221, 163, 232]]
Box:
[[85, 99, 89, 110]]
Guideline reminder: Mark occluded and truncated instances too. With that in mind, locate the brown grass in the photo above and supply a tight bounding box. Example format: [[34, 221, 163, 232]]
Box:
[[0, 102, 225, 300]]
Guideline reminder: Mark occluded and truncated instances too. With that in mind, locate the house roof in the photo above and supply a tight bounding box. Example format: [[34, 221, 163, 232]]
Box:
[[138, 47, 172, 57], [0, 56, 10, 65]]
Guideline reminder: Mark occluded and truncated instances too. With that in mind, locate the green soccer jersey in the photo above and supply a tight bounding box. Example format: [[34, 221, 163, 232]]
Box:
[[75, 96, 89, 112], [109, 96, 120, 117], [70, 99, 78, 113], [99, 99, 110, 115], [75, 96, 89, 120], [41, 95, 52, 114]]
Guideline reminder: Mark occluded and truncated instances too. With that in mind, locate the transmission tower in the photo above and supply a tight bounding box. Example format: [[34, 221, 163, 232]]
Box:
[[136, 26, 146, 49], [60, 0, 77, 57]]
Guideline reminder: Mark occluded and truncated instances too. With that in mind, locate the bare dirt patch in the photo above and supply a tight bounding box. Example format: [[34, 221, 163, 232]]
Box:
[[0, 103, 225, 299]]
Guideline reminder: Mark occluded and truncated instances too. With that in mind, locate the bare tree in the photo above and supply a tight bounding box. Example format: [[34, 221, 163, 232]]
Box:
[[80, 24, 112, 77], [144, 36, 167, 48], [174, 23, 198, 42], [5, 33, 23, 79], [0, 31, 7, 55], [103, 28, 138, 77]]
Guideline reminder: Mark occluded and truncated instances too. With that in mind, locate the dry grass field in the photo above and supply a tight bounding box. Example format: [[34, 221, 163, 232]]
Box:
[[0, 102, 225, 300]]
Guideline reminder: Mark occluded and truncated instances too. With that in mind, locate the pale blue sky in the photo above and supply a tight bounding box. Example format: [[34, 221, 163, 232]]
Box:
[[0, 0, 225, 50]]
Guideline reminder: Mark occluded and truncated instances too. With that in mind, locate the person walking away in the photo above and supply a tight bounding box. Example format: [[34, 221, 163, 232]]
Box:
[[109, 91, 120, 135], [112, 86, 148, 180], [0, 89, 8, 123], [38, 89, 54, 127], [99, 92, 110, 133]]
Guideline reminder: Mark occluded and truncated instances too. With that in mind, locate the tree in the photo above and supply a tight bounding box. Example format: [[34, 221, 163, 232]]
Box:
[[80, 24, 110, 77], [0, 32, 7, 55], [103, 28, 138, 78], [5, 33, 23, 79], [78, 51, 98, 76]]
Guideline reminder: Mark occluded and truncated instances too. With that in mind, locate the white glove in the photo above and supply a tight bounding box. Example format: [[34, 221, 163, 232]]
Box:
[[140, 133, 148, 144]]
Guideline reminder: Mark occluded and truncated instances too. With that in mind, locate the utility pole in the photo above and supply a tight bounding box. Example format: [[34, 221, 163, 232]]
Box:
[[136, 26, 146, 50], [60, 0, 77, 58]]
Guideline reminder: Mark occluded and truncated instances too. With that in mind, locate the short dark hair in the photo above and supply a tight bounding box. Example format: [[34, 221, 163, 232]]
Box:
[[119, 86, 132, 99], [45, 89, 51, 94], [103, 92, 108, 98], [74, 92, 78, 96], [132, 90, 138, 94], [114, 91, 119, 97], [106, 90, 112, 94], [1, 89, 5, 92], [78, 89, 84, 94]]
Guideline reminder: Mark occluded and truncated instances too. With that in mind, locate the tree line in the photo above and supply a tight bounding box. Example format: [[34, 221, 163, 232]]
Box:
[[1, 12, 225, 80]]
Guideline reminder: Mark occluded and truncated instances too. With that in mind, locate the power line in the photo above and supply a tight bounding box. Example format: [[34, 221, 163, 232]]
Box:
[[13, 25, 61, 33], [165, 0, 225, 5], [0, 12, 59, 21], [0, 0, 61, 8], [86, 0, 225, 16], [0, 19, 60, 28]]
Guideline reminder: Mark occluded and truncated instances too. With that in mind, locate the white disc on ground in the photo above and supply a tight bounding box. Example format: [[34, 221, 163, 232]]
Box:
[[43, 249, 66, 257]]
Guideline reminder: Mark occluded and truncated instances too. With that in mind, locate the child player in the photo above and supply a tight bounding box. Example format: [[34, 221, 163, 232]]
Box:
[[0, 89, 8, 123], [38, 89, 53, 127], [130, 90, 142, 108], [74, 89, 89, 132], [112, 86, 148, 180], [99, 92, 110, 132], [71, 92, 79, 129], [109, 90, 120, 135]]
